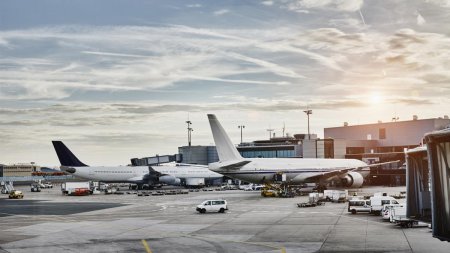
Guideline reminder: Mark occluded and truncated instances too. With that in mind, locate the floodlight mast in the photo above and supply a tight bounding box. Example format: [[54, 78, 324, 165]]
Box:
[[303, 109, 312, 140], [186, 120, 193, 146], [267, 128, 274, 140], [238, 125, 245, 144]]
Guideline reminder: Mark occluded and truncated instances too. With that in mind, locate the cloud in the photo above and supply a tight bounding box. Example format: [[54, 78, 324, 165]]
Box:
[[286, 0, 364, 12], [214, 9, 230, 16], [416, 11, 426, 25], [261, 1, 274, 6], [425, 0, 450, 8], [186, 4, 202, 8]]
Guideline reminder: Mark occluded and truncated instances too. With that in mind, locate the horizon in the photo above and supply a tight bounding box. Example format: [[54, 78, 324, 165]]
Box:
[[1, 0, 449, 165]]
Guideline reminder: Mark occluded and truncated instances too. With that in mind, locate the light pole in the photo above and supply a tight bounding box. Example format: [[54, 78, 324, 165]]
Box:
[[303, 109, 312, 140], [267, 128, 274, 140], [186, 120, 193, 146], [238, 125, 245, 144]]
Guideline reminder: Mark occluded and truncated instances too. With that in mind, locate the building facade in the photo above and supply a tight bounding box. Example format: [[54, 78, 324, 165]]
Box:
[[324, 116, 450, 186], [178, 146, 219, 165], [237, 134, 316, 158], [325, 117, 450, 155], [1, 163, 41, 177]]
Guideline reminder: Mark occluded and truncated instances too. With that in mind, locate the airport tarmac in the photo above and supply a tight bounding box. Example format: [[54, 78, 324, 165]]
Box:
[[1, 186, 449, 253]]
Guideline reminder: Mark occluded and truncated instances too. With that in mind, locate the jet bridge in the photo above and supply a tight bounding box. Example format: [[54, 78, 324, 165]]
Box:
[[424, 128, 450, 242], [405, 146, 431, 222]]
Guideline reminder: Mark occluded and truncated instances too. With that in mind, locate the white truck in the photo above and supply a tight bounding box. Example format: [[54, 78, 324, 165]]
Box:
[[61, 182, 91, 196], [369, 196, 400, 215]]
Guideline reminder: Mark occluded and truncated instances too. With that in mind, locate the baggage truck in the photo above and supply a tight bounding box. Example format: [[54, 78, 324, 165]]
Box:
[[61, 182, 91, 196]]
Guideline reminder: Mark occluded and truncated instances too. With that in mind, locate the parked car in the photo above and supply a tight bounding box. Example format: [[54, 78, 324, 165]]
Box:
[[196, 200, 228, 213]]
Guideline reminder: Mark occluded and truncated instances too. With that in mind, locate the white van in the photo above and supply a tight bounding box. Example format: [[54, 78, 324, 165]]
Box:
[[196, 200, 228, 213], [370, 196, 399, 215], [348, 199, 371, 214]]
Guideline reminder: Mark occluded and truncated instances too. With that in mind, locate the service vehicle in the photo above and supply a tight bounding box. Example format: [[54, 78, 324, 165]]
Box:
[[8, 190, 24, 199], [42, 182, 53, 188], [381, 204, 403, 220], [196, 200, 228, 213], [348, 198, 371, 214], [369, 196, 400, 215], [61, 182, 91, 196], [324, 190, 348, 203], [31, 183, 41, 192], [390, 206, 418, 228]]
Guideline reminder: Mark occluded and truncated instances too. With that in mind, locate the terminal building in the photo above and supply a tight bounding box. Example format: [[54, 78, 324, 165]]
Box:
[[178, 146, 219, 165], [237, 134, 316, 159], [176, 115, 449, 186], [0, 163, 41, 177], [323, 116, 450, 186]]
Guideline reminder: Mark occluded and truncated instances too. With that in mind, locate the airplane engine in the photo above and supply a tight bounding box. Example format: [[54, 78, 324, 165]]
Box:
[[341, 172, 364, 188], [159, 175, 181, 185]]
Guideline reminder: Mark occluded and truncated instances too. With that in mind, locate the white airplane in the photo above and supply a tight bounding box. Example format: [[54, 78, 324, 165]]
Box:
[[52, 141, 222, 188], [207, 114, 396, 188]]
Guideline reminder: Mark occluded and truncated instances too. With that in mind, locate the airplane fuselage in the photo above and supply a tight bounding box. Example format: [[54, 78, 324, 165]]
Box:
[[68, 164, 222, 183], [209, 158, 368, 184]]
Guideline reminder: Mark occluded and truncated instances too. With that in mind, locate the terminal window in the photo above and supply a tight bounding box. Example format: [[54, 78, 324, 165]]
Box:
[[379, 128, 386, 139]]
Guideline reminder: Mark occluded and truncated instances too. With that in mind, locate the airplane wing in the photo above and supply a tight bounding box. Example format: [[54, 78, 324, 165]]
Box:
[[302, 160, 400, 183], [350, 160, 401, 171], [219, 161, 251, 170]]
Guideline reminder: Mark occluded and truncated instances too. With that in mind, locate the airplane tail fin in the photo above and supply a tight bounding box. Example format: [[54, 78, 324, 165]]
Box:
[[207, 114, 243, 162], [52, 141, 88, 167]]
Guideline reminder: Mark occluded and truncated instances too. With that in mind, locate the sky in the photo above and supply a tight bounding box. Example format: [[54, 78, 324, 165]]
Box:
[[1, 0, 449, 166]]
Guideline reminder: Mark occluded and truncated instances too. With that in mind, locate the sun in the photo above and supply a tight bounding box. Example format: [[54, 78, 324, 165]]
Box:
[[370, 93, 384, 104]]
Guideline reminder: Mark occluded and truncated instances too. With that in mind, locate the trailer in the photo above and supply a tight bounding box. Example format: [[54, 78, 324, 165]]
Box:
[[390, 205, 419, 228], [324, 190, 348, 203], [394, 217, 419, 228]]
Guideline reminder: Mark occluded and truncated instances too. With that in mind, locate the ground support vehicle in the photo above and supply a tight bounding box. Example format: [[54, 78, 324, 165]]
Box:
[[348, 198, 371, 214], [370, 196, 400, 215], [8, 190, 24, 199], [196, 200, 228, 213], [394, 217, 419, 228], [297, 202, 325, 208], [390, 206, 421, 228], [31, 184, 41, 192], [61, 182, 91, 196]]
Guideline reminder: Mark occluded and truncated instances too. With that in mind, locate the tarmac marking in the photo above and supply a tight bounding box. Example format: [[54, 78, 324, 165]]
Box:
[[185, 234, 287, 253], [141, 239, 153, 253]]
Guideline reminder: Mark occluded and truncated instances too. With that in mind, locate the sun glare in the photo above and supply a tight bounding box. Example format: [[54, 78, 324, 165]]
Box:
[[370, 93, 383, 104]]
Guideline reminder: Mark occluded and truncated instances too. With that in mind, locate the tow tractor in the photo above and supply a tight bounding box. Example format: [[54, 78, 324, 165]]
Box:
[[260, 172, 298, 198], [8, 190, 24, 199]]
